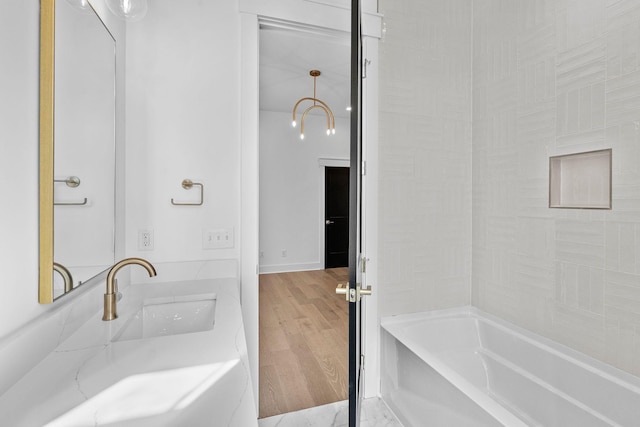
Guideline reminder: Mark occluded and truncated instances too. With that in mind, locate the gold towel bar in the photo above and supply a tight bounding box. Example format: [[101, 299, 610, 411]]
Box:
[[171, 179, 204, 206], [54, 176, 87, 205]]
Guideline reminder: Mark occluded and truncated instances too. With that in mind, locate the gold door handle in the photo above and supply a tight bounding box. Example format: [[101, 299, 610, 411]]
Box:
[[336, 282, 348, 300], [336, 282, 372, 302]]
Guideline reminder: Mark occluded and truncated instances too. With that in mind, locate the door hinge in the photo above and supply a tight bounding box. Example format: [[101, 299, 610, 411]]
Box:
[[360, 255, 369, 274], [361, 161, 367, 176], [363, 58, 372, 79], [361, 354, 365, 368]]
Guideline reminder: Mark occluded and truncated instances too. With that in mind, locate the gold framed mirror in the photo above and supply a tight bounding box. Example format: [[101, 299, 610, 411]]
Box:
[[39, 0, 54, 303], [39, 0, 117, 303]]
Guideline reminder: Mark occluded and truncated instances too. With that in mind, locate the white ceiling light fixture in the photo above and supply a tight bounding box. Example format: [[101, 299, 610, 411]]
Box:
[[291, 70, 336, 140], [106, 0, 148, 22]]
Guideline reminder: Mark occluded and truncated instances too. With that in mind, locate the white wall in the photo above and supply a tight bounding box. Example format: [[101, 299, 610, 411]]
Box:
[[0, 0, 126, 341], [125, 0, 241, 277], [0, 0, 41, 338], [472, 0, 640, 376], [259, 110, 349, 273], [377, 0, 474, 318]]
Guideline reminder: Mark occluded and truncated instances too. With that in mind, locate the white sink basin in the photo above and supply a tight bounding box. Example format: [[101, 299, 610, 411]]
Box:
[[113, 293, 216, 342]]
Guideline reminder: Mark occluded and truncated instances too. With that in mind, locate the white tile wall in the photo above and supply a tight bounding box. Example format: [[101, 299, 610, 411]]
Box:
[[378, 0, 473, 317], [380, 0, 640, 376], [473, 0, 640, 375]]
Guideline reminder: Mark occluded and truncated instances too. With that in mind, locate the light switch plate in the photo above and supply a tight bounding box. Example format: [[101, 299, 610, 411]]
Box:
[[203, 228, 234, 249]]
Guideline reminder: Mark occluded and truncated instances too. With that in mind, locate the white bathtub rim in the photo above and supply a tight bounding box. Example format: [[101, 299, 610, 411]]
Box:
[[381, 306, 640, 426], [381, 306, 640, 392], [382, 308, 529, 426]]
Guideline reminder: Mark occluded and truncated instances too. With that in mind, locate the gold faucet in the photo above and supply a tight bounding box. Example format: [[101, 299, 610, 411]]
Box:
[[103, 257, 157, 321], [53, 262, 74, 293]]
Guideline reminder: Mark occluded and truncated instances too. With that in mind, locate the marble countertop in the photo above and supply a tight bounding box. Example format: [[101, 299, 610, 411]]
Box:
[[0, 279, 257, 427]]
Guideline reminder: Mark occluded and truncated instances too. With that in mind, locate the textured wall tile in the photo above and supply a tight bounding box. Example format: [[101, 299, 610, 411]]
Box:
[[518, 0, 555, 31], [550, 302, 606, 358], [556, 0, 606, 52], [518, 57, 556, 107], [605, 270, 640, 315], [609, 123, 640, 176], [381, 0, 640, 376], [618, 223, 637, 273], [606, 70, 640, 126], [556, 128, 606, 148], [605, 222, 621, 271], [518, 22, 556, 64], [556, 38, 606, 94], [379, 0, 472, 317], [607, 0, 640, 33], [472, 0, 640, 376]]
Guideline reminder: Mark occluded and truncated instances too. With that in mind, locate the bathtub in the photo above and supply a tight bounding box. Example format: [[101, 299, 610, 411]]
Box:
[[380, 307, 640, 427]]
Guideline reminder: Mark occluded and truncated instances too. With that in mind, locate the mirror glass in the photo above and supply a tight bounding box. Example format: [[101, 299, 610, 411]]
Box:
[[40, 0, 116, 302]]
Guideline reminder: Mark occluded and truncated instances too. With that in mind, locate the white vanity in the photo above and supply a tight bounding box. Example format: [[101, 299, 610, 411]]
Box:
[[0, 278, 257, 426]]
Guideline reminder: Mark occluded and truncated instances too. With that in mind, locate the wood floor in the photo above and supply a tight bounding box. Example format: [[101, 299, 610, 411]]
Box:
[[259, 268, 349, 419]]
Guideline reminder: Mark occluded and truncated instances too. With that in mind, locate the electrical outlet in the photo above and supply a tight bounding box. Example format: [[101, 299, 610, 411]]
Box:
[[281, 249, 287, 257], [138, 229, 154, 251], [203, 228, 234, 249]]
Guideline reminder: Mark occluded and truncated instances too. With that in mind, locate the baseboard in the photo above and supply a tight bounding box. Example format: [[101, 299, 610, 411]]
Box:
[[259, 262, 323, 274]]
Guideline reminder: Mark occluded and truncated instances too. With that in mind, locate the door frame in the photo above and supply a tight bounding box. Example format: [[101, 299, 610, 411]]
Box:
[[239, 6, 381, 413]]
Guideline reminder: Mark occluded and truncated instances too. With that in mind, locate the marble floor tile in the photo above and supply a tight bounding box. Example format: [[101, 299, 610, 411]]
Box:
[[258, 397, 403, 427]]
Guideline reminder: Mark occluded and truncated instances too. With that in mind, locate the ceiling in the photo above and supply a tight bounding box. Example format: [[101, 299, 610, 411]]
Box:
[[259, 23, 351, 119]]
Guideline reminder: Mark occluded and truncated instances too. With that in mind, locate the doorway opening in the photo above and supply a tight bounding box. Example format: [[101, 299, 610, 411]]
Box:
[[257, 21, 351, 419]]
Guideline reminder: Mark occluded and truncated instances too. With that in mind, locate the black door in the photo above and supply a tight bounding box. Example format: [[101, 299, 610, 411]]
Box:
[[325, 167, 350, 268], [348, 0, 366, 425]]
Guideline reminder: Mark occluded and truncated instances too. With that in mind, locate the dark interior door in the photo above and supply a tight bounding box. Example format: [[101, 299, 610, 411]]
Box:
[[325, 167, 350, 268]]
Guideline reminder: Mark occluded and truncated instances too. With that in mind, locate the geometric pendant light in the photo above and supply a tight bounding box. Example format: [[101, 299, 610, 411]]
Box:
[[291, 70, 336, 140]]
